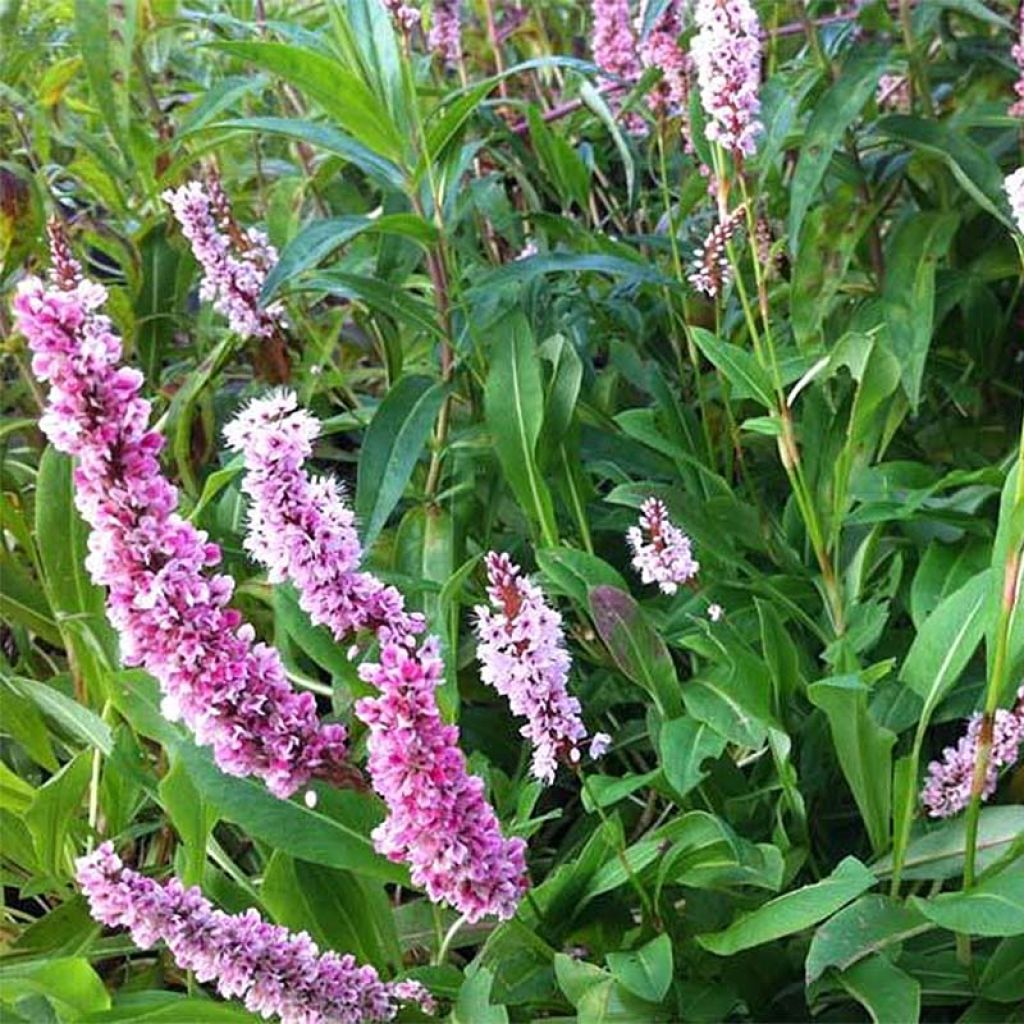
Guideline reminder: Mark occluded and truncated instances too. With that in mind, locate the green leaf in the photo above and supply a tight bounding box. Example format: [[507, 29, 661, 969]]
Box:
[[589, 585, 683, 719], [24, 751, 91, 880], [697, 856, 876, 955], [73, 0, 134, 167], [484, 312, 558, 544], [0, 683, 57, 770], [606, 933, 673, 1003], [912, 868, 1024, 937], [261, 853, 402, 972], [875, 115, 1015, 229], [355, 375, 446, 549], [159, 755, 217, 887], [806, 894, 932, 983], [5, 676, 113, 754], [208, 42, 404, 161], [979, 936, 1024, 1003], [900, 567, 995, 714], [873, 807, 1024, 880], [536, 547, 628, 608], [80, 992, 260, 1021], [210, 117, 406, 191], [0, 957, 110, 1019], [836, 954, 921, 1024], [787, 54, 889, 248], [0, 556, 63, 646], [807, 675, 896, 855], [882, 211, 959, 409], [134, 222, 183, 384], [690, 327, 775, 408], [659, 716, 727, 799], [451, 967, 509, 1024]]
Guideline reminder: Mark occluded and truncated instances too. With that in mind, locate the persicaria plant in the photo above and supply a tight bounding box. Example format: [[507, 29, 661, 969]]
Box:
[[1, 1, 1023, 1022]]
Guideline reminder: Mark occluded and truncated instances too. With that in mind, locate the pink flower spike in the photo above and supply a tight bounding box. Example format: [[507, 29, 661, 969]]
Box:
[[11, 225, 348, 799], [224, 391, 424, 646], [429, 0, 461, 64], [637, 0, 690, 115], [163, 176, 285, 340], [627, 497, 700, 594], [76, 843, 433, 1024], [921, 686, 1024, 818], [592, 0, 641, 83], [356, 636, 529, 922], [475, 552, 602, 783], [691, 0, 763, 159]]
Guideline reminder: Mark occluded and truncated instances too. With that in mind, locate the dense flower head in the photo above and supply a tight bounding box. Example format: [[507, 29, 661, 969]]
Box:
[[921, 686, 1024, 818], [475, 552, 609, 783], [11, 227, 348, 798], [356, 637, 529, 922], [1006, 168, 1024, 235], [163, 176, 285, 339], [637, 0, 690, 114], [1011, 2, 1024, 117], [627, 496, 700, 594], [382, 0, 420, 30], [592, 0, 641, 82], [76, 843, 432, 1024], [225, 391, 423, 646], [429, 0, 461, 64], [691, 0, 763, 158], [688, 206, 745, 297]]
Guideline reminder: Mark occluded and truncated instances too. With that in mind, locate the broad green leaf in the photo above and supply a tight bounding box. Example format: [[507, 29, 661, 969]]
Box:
[[979, 936, 1024, 1002], [900, 567, 995, 713], [261, 853, 402, 972], [690, 327, 775, 408], [80, 992, 259, 1021], [159, 755, 217, 887], [5, 676, 113, 754], [873, 807, 1024, 880], [484, 313, 558, 544], [606, 933, 673, 1003], [355, 375, 446, 549], [274, 584, 356, 680], [683, 674, 769, 748], [589, 585, 683, 719], [659, 716, 726, 799], [697, 856, 876, 955], [807, 675, 895, 855], [74, 0, 134, 167], [0, 957, 110, 1019], [451, 968, 509, 1024], [468, 253, 671, 298], [209, 42, 404, 161], [836, 954, 921, 1024], [912, 868, 1024, 937], [806, 894, 932, 983], [910, 539, 990, 630], [210, 117, 405, 190], [24, 751, 91, 880], [882, 211, 959, 408], [787, 54, 889, 247], [536, 547, 628, 608], [0, 760, 36, 815], [134, 222, 182, 384], [0, 555, 63, 646], [875, 115, 1015, 229], [0, 684, 56, 770]]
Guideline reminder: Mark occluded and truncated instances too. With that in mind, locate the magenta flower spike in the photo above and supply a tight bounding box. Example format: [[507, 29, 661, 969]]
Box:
[[638, 0, 689, 114], [163, 176, 285, 340], [77, 843, 434, 1024], [429, 0, 462, 64], [592, 0, 641, 82], [691, 0, 763, 159], [475, 552, 610, 783], [224, 391, 424, 646], [627, 496, 700, 594], [921, 686, 1024, 818], [12, 224, 349, 798], [356, 636, 529, 922]]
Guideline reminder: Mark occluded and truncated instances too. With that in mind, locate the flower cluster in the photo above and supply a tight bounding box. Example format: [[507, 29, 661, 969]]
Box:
[[688, 206, 745, 297], [163, 175, 285, 340], [921, 686, 1024, 818], [592, 0, 642, 83], [691, 0, 763, 158], [627, 496, 700, 594], [356, 637, 529, 922], [12, 226, 348, 798], [1006, 168, 1024, 235], [429, 0, 462, 64], [77, 843, 432, 1024], [383, 0, 420, 31], [1011, 1, 1024, 117], [638, 0, 689, 114], [475, 552, 610, 783], [224, 391, 423, 646], [876, 72, 910, 113]]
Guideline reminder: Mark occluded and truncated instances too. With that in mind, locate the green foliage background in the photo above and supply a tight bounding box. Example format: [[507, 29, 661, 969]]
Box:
[[1, 0, 1023, 1021]]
